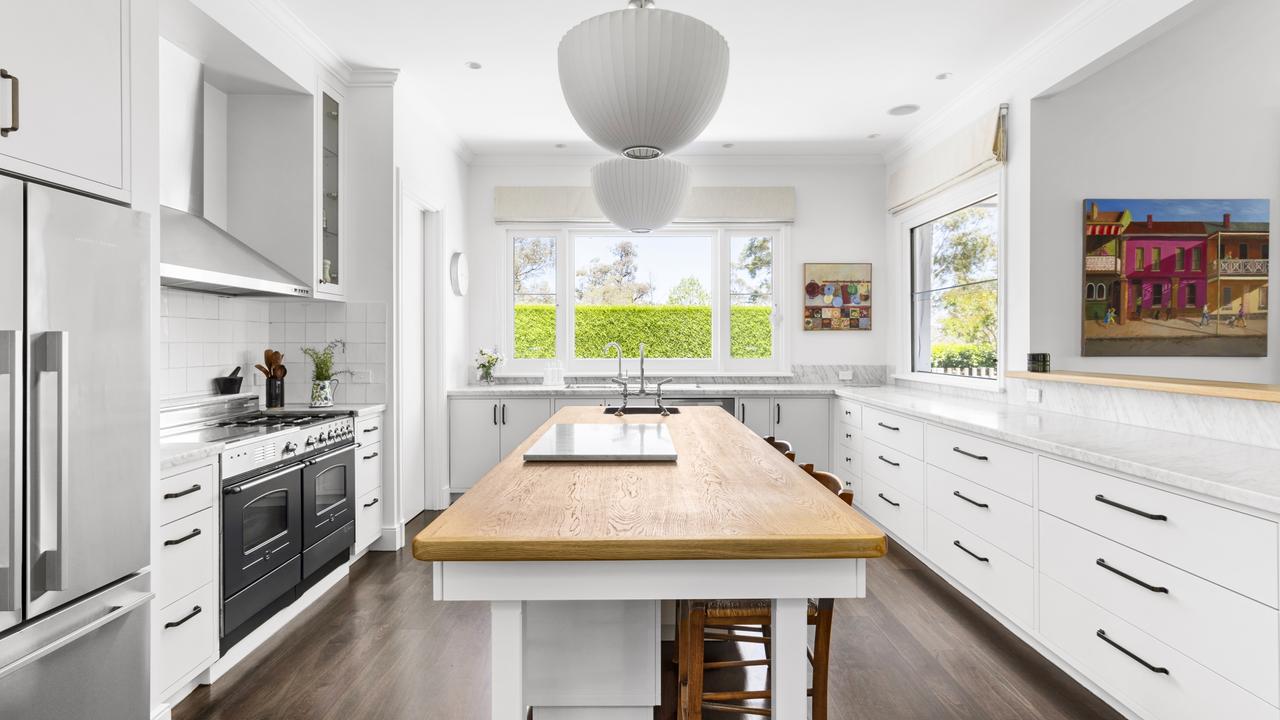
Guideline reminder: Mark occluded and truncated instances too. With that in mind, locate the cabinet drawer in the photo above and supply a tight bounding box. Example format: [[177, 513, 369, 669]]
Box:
[[925, 425, 1033, 505], [156, 582, 217, 697], [1040, 513, 1278, 705], [356, 414, 384, 446], [862, 472, 923, 549], [837, 423, 860, 452], [836, 400, 861, 428], [356, 490, 382, 551], [926, 466, 1033, 565], [356, 441, 383, 498], [1039, 457, 1279, 607], [862, 438, 924, 503], [862, 407, 923, 459], [926, 511, 1032, 624], [1040, 575, 1277, 720], [157, 508, 214, 609], [836, 448, 858, 479], [159, 462, 216, 526]]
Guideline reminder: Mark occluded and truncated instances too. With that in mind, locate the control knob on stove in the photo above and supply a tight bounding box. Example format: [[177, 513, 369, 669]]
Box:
[[305, 436, 316, 447], [283, 441, 298, 455]]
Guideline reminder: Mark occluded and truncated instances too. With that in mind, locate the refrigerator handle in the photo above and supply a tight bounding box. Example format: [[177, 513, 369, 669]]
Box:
[[39, 331, 70, 592], [0, 330, 16, 613], [0, 590, 153, 681]]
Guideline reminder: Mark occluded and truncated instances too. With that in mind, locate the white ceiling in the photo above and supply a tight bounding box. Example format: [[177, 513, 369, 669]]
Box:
[[279, 0, 1087, 157]]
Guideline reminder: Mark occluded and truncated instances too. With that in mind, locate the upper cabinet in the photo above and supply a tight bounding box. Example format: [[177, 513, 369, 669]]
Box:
[[316, 82, 344, 298], [0, 0, 130, 201]]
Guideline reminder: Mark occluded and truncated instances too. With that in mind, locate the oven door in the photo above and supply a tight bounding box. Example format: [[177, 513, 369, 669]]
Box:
[[222, 464, 303, 599], [301, 446, 355, 550]]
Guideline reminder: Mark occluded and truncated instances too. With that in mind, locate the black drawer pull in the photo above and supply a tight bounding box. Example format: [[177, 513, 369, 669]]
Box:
[[165, 605, 202, 629], [1096, 558, 1168, 594], [844, 432, 853, 439], [952, 490, 989, 509], [953, 540, 989, 563], [163, 528, 202, 547], [876, 421, 900, 432], [877, 493, 900, 507], [844, 456, 852, 463], [364, 425, 380, 432], [363, 498, 380, 508], [877, 455, 900, 468], [163, 484, 202, 500], [363, 451, 379, 460], [0, 69, 18, 136], [1096, 629, 1169, 674], [1095, 494, 1167, 521], [952, 446, 989, 461]]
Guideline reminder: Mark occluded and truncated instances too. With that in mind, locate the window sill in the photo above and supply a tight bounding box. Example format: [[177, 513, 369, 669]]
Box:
[[495, 369, 795, 379], [892, 372, 1005, 394]]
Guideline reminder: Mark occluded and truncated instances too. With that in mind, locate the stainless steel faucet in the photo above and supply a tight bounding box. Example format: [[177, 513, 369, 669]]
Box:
[[637, 342, 647, 394], [604, 341, 624, 380]]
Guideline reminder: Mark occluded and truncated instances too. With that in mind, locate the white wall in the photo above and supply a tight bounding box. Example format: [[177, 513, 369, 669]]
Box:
[[463, 157, 886, 378], [1029, 0, 1280, 382]]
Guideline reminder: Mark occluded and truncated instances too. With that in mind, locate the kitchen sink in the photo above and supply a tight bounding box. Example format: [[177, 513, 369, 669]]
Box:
[[603, 407, 681, 415]]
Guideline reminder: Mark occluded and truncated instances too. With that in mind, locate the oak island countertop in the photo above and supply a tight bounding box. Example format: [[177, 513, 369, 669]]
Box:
[[413, 405, 887, 562]]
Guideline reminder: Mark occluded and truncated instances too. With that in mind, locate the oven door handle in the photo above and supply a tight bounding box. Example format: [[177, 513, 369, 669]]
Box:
[[303, 444, 354, 466], [224, 463, 304, 495]]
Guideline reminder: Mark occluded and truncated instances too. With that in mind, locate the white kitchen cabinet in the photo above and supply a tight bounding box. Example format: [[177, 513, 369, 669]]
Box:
[[0, 0, 130, 200], [772, 397, 830, 469], [354, 412, 384, 555], [449, 397, 552, 491], [735, 397, 775, 437]]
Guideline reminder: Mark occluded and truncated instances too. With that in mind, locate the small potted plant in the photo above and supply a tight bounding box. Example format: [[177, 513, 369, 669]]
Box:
[[302, 340, 347, 407], [475, 347, 503, 385]]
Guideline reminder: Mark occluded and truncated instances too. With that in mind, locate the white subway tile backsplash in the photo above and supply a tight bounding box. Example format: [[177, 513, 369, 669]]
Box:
[[344, 322, 366, 343], [325, 303, 346, 323], [305, 303, 325, 323], [366, 343, 386, 364], [366, 322, 385, 343]]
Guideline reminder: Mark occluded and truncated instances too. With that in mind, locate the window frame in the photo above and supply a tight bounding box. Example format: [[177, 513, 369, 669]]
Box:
[[499, 223, 788, 376], [893, 170, 1005, 391]]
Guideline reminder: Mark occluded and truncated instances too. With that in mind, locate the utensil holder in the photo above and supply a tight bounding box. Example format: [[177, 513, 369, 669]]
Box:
[[266, 378, 285, 408]]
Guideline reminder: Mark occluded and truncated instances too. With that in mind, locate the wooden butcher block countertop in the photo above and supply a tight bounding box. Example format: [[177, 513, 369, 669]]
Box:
[[413, 406, 887, 562]]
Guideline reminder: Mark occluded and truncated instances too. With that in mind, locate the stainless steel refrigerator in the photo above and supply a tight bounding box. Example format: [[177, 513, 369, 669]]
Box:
[[0, 177, 152, 718]]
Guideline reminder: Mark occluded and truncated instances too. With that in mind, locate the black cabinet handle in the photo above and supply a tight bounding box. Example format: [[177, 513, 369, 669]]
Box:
[[844, 432, 853, 439], [844, 409, 852, 416], [493, 404, 498, 425], [952, 490, 989, 509], [363, 451, 379, 460], [1096, 558, 1169, 594], [776, 403, 781, 425], [844, 456, 852, 463], [0, 69, 18, 137], [1096, 629, 1169, 674], [363, 425, 380, 432], [163, 484, 202, 500], [877, 421, 899, 431], [363, 498, 380, 508], [164, 606, 202, 629], [501, 404, 507, 425], [952, 446, 989, 461], [877, 493, 900, 507], [163, 528, 202, 547], [877, 455, 900, 468], [953, 540, 989, 563], [1095, 494, 1167, 521]]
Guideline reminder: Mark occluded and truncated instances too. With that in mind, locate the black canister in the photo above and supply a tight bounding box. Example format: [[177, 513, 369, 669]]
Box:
[[1027, 353, 1051, 373], [265, 378, 285, 408]]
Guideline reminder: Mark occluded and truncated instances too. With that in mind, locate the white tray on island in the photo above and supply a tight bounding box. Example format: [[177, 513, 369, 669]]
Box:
[[522, 422, 677, 462]]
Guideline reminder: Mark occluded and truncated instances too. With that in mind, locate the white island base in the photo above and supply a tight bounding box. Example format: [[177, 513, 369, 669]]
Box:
[[434, 557, 868, 720]]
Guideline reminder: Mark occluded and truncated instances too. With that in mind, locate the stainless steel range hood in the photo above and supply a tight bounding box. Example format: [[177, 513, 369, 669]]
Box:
[[158, 39, 311, 298]]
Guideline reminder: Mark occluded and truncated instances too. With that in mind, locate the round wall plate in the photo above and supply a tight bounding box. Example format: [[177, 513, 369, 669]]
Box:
[[450, 251, 469, 296]]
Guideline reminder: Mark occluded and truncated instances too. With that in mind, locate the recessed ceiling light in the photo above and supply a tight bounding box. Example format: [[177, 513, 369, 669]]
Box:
[[935, 72, 953, 80], [888, 104, 920, 116], [464, 61, 483, 70], [721, 143, 735, 149], [554, 143, 567, 149], [866, 133, 881, 139]]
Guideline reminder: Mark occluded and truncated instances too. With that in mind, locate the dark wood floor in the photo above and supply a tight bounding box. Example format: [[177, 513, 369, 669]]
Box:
[[175, 513, 1121, 720]]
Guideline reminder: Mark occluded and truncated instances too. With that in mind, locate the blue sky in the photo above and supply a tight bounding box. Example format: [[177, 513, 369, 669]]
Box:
[[1087, 198, 1270, 223]]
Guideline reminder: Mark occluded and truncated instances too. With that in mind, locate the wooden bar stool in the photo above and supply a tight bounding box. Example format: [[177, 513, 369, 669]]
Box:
[[676, 469, 850, 719], [764, 436, 796, 462]]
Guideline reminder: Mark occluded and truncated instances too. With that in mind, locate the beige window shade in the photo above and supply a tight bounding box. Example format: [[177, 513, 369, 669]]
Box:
[[888, 104, 1008, 215], [493, 186, 796, 223]]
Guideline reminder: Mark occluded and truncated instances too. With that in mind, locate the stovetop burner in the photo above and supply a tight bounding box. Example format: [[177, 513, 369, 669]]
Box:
[[214, 412, 335, 429]]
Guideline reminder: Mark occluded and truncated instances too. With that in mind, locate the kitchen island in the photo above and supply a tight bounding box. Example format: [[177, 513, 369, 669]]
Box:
[[414, 406, 886, 720]]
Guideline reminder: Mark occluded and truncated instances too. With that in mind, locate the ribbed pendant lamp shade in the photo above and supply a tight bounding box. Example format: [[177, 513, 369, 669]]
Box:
[[591, 158, 692, 233], [559, 7, 729, 159]]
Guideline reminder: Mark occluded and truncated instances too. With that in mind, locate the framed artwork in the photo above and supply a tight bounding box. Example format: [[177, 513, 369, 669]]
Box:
[[1081, 198, 1269, 357], [803, 263, 872, 331]]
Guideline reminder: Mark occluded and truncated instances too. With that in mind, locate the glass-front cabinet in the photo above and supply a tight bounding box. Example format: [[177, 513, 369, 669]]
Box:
[[318, 85, 344, 297]]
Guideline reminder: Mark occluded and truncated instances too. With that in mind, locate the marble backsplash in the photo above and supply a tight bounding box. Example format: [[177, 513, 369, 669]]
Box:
[[489, 364, 889, 387]]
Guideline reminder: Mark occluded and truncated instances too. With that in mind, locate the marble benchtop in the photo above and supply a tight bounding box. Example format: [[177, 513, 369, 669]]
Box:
[[450, 382, 1280, 516]]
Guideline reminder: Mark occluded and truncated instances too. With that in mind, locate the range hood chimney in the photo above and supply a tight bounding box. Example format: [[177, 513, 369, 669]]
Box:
[[158, 40, 311, 298]]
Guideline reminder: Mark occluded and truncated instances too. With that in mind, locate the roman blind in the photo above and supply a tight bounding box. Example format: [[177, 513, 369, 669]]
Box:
[[887, 104, 1008, 215], [493, 186, 796, 223]]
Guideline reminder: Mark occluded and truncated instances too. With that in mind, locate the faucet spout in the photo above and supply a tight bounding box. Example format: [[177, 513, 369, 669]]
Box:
[[604, 342, 624, 380], [638, 342, 647, 395]]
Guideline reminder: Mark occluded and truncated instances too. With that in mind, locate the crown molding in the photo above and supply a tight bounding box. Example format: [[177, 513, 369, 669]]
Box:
[[349, 69, 401, 87], [469, 152, 883, 169], [249, 0, 353, 84]]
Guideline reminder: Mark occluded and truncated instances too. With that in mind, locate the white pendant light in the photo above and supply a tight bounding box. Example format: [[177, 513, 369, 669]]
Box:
[[559, 1, 729, 160], [591, 157, 692, 233]]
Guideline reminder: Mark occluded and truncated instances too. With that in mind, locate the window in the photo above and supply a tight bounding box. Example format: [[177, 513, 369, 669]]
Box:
[[504, 226, 782, 373], [1151, 247, 1161, 270], [1186, 283, 1197, 308], [1263, 243, 1270, 260], [1240, 243, 1250, 260], [910, 196, 998, 379], [1192, 247, 1202, 271], [1223, 286, 1233, 306], [1175, 248, 1185, 271], [1098, 283, 1107, 300], [1152, 282, 1164, 307], [1085, 284, 1095, 301], [1135, 247, 1144, 271], [1262, 287, 1269, 309]]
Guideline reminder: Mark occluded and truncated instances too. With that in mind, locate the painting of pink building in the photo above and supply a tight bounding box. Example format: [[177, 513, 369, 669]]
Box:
[[1120, 216, 1207, 321]]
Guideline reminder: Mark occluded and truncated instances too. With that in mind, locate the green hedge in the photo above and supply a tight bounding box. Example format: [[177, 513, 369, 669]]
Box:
[[513, 304, 773, 359], [930, 342, 997, 369]]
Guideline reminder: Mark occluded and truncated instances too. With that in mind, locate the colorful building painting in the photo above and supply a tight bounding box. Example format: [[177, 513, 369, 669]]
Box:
[[1082, 199, 1268, 357]]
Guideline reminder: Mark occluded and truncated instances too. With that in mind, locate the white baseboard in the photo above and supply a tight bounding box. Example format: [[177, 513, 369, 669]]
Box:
[[150, 703, 172, 720], [203, 561, 351, 683], [370, 524, 403, 552]]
